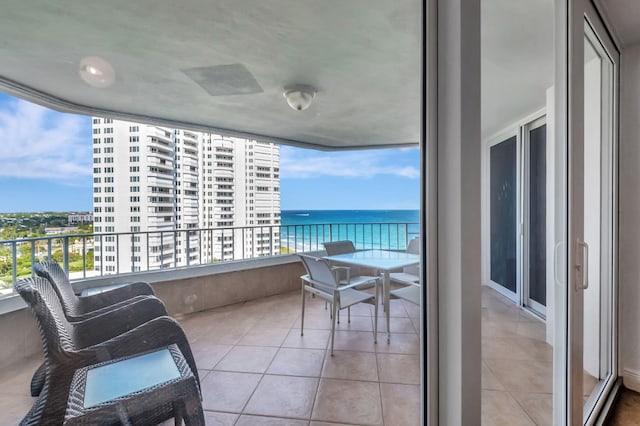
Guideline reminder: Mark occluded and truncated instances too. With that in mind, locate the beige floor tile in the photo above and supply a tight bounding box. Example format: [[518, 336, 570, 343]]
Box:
[[377, 353, 420, 385], [608, 389, 640, 425], [244, 375, 319, 419], [203, 411, 239, 425], [300, 311, 334, 330], [333, 314, 374, 332], [482, 390, 536, 426], [236, 415, 309, 425], [310, 422, 355, 426], [402, 300, 421, 318], [482, 306, 522, 323], [516, 321, 547, 341], [484, 358, 552, 393], [380, 383, 420, 426], [215, 345, 278, 373], [237, 326, 291, 347], [284, 328, 330, 349], [196, 325, 250, 345], [511, 392, 552, 426], [386, 300, 410, 318], [191, 343, 233, 370], [331, 330, 378, 352], [322, 350, 378, 382], [482, 319, 520, 338], [483, 336, 534, 361], [312, 378, 383, 425], [0, 355, 42, 392], [344, 302, 374, 316], [268, 347, 326, 377], [200, 371, 261, 412], [482, 360, 505, 391], [0, 394, 35, 424], [483, 336, 552, 362], [375, 332, 420, 354], [377, 317, 416, 334]]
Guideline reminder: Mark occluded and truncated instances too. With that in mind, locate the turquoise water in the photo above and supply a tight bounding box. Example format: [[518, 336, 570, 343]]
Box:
[[280, 210, 420, 252]]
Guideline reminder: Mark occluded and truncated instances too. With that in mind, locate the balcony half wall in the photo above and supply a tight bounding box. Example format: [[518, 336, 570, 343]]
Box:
[[0, 255, 305, 370]]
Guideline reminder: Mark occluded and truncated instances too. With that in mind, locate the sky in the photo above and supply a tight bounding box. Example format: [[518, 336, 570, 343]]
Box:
[[0, 93, 420, 212]]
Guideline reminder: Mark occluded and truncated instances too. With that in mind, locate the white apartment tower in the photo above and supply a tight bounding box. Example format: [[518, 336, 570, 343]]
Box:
[[91, 118, 280, 274]]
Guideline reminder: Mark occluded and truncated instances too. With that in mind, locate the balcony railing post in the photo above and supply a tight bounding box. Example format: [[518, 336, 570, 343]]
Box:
[[63, 237, 69, 275], [11, 241, 17, 285], [30, 241, 36, 278]]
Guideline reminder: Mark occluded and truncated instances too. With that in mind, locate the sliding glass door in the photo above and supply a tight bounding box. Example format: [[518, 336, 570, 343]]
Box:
[[489, 135, 518, 299], [524, 118, 548, 316], [568, 1, 619, 422]]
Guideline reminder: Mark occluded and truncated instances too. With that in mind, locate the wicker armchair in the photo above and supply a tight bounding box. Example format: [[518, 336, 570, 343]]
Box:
[[14, 277, 200, 425], [33, 261, 155, 321], [29, 261, 167, 397]]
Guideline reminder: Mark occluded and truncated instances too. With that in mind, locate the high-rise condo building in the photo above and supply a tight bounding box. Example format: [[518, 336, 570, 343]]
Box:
[[91, 118, 280, 274]]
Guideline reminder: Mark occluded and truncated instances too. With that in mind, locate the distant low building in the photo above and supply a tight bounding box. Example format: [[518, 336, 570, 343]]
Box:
[[68, 212, 93, 226], [45, 226, 79, 235]]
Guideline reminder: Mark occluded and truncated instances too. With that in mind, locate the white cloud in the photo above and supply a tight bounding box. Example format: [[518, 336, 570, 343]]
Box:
[[280, 146, 420, 179], [0, 99, 91, 183]]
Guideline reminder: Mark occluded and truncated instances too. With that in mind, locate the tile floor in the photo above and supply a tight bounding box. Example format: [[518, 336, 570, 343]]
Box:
[[0, 285, 638, 425], [0, 289, 420, 425], [481, 287, 554, 425]]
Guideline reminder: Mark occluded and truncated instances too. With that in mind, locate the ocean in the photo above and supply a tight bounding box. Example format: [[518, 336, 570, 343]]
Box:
[[280, 210, 420, 252]]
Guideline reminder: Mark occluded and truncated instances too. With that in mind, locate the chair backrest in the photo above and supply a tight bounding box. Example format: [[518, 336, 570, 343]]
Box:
[[406, 237, 420, 254], [402, 237, 421, 276], [33, 261, 80, 317], [298, 254, 338, 292], [14, 277, 76, 359], [323, 240, 356, 256]]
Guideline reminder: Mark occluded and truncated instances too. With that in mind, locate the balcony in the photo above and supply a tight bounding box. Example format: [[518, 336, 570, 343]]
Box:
[[0, 253, 423, 425]]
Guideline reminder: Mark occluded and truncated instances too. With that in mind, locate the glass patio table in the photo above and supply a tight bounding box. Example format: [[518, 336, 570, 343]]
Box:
[[323, 249, 420, 343]]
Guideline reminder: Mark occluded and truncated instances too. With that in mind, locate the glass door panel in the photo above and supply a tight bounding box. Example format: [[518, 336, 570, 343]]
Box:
[[582, 19, 616, 422], [490, 136, 518, 296], [525, 121, 548, 315]]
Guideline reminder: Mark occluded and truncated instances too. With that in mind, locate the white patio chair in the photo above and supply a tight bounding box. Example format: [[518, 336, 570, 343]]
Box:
[[390, 237, 420, 286], [323, 240, 374, 289], [390, 282, 420, 305], [298, 254, 379, 355]]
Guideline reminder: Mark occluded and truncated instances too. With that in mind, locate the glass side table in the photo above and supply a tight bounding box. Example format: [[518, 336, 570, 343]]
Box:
[[64, 344, 203, 425]]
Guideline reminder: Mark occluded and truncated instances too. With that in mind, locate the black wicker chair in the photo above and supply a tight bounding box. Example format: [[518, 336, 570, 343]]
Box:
[[33, 261, 155, 322], [29, 261, 167, 397], [14, 277, 200, 425]]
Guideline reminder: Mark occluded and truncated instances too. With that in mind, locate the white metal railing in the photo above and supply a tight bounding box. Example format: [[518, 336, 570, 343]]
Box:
[[0, 222, 419, 295]]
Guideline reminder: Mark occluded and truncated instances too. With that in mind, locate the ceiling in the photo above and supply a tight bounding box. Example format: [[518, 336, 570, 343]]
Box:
[[598, 0, 640, 47], [481, 0, 555, 139], [0, 0, 421, 150], [2, 0, 613, 150]]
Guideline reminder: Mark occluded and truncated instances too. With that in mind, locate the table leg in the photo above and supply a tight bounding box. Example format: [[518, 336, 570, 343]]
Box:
[[384, 271, 390, 343]]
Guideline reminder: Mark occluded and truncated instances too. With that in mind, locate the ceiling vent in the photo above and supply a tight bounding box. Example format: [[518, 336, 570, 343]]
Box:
[[183, 63, 263, 96]]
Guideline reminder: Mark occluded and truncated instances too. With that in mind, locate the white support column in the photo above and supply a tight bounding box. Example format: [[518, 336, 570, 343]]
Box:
[[435, 0, 481, 424]]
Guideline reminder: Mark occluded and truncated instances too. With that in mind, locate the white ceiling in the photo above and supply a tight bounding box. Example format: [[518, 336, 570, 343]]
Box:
[[481, 0, 555, 139], [0, 0, 574, 149], [0, 0, 421, 150]]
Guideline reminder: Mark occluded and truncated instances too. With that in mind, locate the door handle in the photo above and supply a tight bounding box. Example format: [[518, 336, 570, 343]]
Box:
[[575, 240, 589, 291]]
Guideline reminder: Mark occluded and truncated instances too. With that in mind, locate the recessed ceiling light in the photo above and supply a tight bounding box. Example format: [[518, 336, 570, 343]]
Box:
[[79, 56, 115, 88], [283, 85, 316, 111]]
